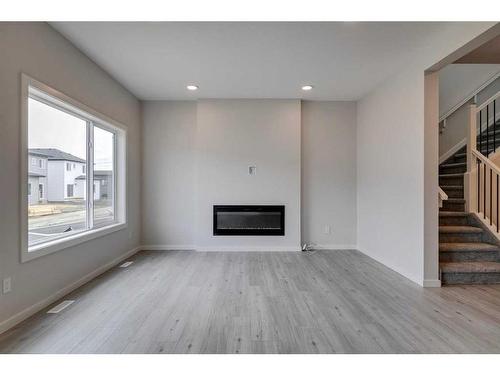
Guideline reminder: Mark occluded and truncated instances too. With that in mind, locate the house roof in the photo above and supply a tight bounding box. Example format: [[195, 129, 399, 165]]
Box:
[[29, 148, 85, 163], [29, 172, 46, 177], [75, 171, 112, 180]]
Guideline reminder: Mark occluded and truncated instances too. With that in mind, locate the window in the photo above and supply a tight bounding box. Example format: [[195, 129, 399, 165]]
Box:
[[22, 75, 127, 261], [66, 184, 74, 198], [93, 126, 115, 229]]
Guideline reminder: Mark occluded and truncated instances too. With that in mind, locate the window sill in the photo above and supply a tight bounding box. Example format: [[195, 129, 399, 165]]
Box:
[[21, 222, 127, 263]]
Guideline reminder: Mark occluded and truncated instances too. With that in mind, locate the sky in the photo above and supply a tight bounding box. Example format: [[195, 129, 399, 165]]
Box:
[[28, 98, 113, 170]]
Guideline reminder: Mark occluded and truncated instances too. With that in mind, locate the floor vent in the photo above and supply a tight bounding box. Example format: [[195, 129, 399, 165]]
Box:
[[119, 261, 134, 268], [47, 300, 75, 314]]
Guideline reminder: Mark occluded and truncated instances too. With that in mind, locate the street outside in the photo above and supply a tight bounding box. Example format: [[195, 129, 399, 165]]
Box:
[[28, 200, 114, 246]]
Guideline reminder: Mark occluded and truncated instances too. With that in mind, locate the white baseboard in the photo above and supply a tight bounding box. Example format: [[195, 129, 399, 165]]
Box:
[[439, 138, 466, 165], [138, 245, 195, 251], [195, 246, 301, 252], [139, 244, 302, 252], [312, 244, 357, 250], [423, 279, 441, 288], [0, 246, 141, 336]]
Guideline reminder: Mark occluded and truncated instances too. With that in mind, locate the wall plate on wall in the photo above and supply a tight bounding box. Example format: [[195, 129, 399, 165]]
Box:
[[248, 166, 257, 175]]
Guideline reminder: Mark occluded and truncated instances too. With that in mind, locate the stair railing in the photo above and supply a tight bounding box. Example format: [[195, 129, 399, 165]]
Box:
[[438, 187, 448, 208], [439, 71, 500, 135], [466, 91, 500, 233]]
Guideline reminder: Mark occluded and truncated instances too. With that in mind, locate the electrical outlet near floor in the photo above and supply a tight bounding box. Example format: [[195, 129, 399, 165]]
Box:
[[323, 225, 332, 235], [3, 277, 12, 294]]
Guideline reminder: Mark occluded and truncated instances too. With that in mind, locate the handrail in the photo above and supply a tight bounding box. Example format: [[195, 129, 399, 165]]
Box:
[[476, 90, 500, 112], [440, 71, 500, 123], [438, 187, 448, 201], [472, 148, 500, 176]]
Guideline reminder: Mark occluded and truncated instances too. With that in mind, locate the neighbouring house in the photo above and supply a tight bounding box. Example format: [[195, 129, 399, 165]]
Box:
[[28, 148, 112, 203], [75, 170, 112, 201], [28, 148, 86, 202], [28, 151, 48, 205]]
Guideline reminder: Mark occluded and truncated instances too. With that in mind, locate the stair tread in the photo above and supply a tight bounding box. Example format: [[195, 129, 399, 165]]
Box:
[[439, 211, 468, 217], [439, 225, 482, 233], [440, 162, 466, 168], [440, 185, 463, 189], [439, 173, 464, 178], [440, 261, 500, 273], [439, 243, 499, 252]]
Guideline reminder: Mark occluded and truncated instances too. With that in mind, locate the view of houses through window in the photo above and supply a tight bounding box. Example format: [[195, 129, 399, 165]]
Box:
[[28, 95, 115, 248]]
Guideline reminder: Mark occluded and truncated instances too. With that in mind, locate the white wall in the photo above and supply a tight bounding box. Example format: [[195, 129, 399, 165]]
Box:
[[47, 161, 65, 201], [301, 101, 357, 248], [142, 101, 197, 248], [439, 64, 500, 118], [195, 100, 301, 251], [357, 22, 496, 286], [0, 23, 142, 328], [141, 99, 357, 251]]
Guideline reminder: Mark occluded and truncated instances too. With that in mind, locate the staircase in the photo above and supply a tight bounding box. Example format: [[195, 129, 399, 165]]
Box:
[[439, 139, 500, 285]]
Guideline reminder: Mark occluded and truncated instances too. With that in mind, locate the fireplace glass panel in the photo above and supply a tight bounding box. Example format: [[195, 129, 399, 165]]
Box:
[[213, 205, 285, 236]]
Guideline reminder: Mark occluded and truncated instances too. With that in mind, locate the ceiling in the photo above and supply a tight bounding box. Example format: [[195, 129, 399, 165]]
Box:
[[455, 34, 500, 64], [52, 22, 455, 101]]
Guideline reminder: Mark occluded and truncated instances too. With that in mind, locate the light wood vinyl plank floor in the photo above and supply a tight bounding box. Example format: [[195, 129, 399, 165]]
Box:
[[1, 250, 500, 354]]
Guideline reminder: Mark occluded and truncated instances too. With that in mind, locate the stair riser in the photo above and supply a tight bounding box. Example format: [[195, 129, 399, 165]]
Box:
[[439, 216, 468, 226], [441, 201, 465, 212], [439, 176, 464, 186], [439, 232, 483, 243], [441, 272, 500, 285], [476, 134, 500, 142], [440, 166, 466, 174], [478, 133, 500, 143], [453, 155, 466, 163], [440, 251, 499, 262], [440, 189, 463, 199]]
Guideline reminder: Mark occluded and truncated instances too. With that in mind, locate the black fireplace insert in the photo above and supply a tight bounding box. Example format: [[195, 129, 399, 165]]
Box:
[[213, 205, 285, 236]]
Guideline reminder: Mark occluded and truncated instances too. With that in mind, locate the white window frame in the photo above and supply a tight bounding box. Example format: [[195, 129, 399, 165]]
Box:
[[20, 74, 128, 263]]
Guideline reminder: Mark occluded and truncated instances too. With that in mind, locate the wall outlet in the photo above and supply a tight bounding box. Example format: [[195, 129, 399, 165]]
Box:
[[3, 277, 12, 294], [323, 225, 331, 235], [248, 166, 257, 175]]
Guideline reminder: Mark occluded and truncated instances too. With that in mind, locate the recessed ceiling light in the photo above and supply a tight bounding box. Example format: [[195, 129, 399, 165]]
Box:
[[187, 85, 199, 91], [302, 85, 313, 91]]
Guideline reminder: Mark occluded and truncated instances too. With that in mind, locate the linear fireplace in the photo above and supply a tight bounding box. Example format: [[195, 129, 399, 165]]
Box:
[[213, 205, 285, 236]]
